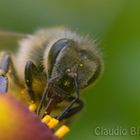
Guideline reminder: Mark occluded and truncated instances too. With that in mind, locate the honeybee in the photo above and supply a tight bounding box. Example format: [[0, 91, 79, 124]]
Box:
[[0, 27, 103, 121]]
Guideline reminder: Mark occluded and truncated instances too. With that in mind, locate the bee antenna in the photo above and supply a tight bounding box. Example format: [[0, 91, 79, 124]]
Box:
[[74, 72, 79, 98]]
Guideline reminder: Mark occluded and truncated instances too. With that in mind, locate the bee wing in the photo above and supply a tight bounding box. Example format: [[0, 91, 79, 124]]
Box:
[[0, 31, 31, 51]]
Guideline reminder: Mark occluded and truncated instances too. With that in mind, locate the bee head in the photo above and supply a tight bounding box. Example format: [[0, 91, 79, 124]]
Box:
[[45, 37, 103, 93]]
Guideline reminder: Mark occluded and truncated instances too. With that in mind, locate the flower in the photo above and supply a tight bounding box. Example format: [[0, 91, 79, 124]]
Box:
[[0, 94, 58, 140]]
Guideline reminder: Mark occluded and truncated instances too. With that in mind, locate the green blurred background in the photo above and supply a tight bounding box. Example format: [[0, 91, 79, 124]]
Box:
[[0, 0, 140, 140]]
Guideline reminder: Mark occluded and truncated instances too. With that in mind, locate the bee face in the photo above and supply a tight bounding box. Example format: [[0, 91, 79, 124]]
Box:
[[48, 38, 102, 93]]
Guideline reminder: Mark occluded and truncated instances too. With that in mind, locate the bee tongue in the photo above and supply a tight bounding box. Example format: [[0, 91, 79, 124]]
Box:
[[45, 97, 57, 114]]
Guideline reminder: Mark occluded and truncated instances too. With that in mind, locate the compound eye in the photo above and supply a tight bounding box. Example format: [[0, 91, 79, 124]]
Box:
[[48, 39, 74, 77], [87, 61, 102, 85]]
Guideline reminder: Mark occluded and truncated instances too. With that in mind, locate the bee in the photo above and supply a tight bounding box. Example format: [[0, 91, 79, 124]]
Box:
[[0, 27, 103, 121]]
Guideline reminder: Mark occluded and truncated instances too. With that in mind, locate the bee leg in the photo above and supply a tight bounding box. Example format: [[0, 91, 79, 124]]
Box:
[[0, 53, 17, 93], [0, 54, 10, 93], [37, 75, 61, 115], [57, 97, 80, 121], [59, 97, 84, 120], [25, 61, 38, 101], [37, 84, 49, 115], [65, 99, 84, 118], [0, 75, 8, 93]]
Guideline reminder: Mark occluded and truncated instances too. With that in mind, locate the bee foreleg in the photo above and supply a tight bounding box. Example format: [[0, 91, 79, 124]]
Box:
[[37, 84, 49, 116], [60, 97, 84, 120], [25, 61, 38, 101], [57, 97, 79, 120], [37, 75, 62, 116], [0, 53, 17, 93]]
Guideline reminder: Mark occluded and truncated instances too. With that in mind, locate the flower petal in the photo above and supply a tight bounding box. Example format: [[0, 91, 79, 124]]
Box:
[[0, 94, 58, 140]]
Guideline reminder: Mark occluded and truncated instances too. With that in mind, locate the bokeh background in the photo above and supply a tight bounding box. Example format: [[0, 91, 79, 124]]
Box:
[[0, 0, 140, 140]]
